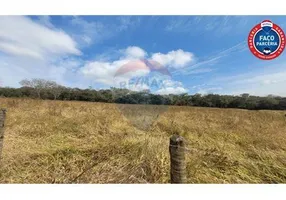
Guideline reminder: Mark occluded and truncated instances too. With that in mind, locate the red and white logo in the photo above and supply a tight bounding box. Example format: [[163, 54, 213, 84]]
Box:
[[248, 20, 285, 60]]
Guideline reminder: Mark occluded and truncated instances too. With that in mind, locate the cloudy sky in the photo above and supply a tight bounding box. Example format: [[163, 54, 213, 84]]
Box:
[[0, 16, 286, 96]]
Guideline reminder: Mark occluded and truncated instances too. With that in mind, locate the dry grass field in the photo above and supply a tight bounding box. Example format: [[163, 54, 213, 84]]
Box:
[[0, 97, 286, 183]]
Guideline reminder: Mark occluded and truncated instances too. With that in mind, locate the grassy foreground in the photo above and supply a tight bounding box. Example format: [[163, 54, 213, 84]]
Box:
[[0, 98, 285, 183]]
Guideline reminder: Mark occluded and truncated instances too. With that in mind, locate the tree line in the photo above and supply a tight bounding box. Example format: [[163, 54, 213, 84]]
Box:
[[0, 78, 285, 110]]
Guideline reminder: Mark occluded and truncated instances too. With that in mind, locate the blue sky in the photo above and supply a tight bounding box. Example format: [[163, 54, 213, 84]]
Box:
[[0, 16, 286, 96]]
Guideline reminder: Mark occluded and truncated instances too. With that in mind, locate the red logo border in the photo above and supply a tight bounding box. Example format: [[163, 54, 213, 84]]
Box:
[[248, 21, 285, 60]]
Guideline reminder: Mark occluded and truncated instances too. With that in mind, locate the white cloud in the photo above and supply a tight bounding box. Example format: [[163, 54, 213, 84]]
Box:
[[69, 46, 191, 94], [81, 35, 92, 45], [80, 46, 192, 91], [151, 49, 194, 69], [70, 16, 106, 46], [81, 60, 122, 86], [0, 16, 82, 88], [36, 16, 55, 29], [116, 16, 141, 32], [172, 41, 247, 76], [205, 63, 286, 97], [197, 87, 223, 95], [156, 86, 188, 95], [80, 57, 150, 87], [160, 79, 182, 87], [0, 41, 43, 59], [0, 16, 81, 59], [124, 46, 146, 59], [232, 71, 286, 86], [227, 71, 286, 96], [263, 80, 278, 85], [155, 79, 188, 95], [80, 46, 147, 87], [0, 54, 84, 88]]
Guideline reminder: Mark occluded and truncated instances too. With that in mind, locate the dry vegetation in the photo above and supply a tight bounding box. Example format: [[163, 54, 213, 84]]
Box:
[[0, 97, 286, 183]]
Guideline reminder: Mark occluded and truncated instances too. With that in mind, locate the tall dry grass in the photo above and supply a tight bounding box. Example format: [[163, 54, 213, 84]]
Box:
[[0, 97, 285, 183]]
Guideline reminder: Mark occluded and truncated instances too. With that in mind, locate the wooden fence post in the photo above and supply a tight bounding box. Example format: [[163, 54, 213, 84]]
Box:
[[0, 109, 7, 160], [169, 134, 186, 183]]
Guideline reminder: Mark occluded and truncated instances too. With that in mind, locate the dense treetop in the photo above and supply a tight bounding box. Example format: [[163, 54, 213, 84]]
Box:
[[0, 78, 285, 110]]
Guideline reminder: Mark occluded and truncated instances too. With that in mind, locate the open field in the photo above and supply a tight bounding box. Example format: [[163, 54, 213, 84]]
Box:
[[0, 97, 286, 183]]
